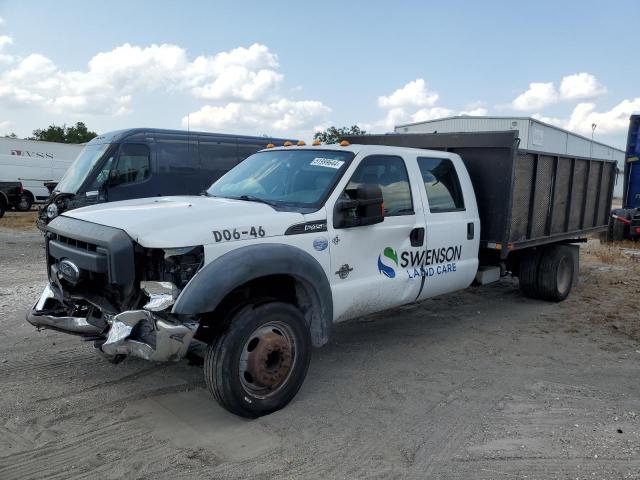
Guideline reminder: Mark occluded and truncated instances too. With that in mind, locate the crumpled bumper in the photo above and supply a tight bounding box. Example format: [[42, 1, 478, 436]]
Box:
[[26, 283, 197, 362]]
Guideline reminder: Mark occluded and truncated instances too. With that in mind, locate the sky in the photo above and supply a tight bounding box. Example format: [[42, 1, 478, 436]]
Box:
[[0, 0, 638, 149]]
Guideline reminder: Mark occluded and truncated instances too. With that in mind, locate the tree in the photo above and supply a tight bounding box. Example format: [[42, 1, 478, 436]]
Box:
[[3, 133, 17, 138], [29, 122, 97, 144], [313, 125, 366, 144]]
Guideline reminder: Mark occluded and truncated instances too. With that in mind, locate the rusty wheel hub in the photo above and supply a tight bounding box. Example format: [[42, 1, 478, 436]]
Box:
[[239, 322, 296, 398], [247, 331, 292, 387]]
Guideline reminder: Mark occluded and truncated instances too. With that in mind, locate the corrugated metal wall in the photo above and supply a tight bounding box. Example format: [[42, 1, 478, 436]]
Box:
[[395, 117, 624, 165]]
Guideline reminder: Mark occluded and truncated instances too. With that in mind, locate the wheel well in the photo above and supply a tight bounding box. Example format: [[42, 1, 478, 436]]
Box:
[[0, 192, 7, 207], [22, 190, 35, 201], [196, 274, 323, 345]]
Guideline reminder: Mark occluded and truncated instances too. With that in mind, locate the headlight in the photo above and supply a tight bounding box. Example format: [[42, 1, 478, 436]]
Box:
[[46, 203, 58, 219], [142, 245, 204, 290], [163, 246, 204, 288]]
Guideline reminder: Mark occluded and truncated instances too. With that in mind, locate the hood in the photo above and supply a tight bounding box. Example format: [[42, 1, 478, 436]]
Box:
[[61, 196, 307, 248]]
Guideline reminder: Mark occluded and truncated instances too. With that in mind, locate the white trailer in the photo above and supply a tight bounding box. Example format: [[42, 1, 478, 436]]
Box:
[[0, 138, 83, 208]]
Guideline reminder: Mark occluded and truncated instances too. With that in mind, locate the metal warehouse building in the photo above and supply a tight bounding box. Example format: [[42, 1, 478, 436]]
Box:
[[394, 116, 625, 197]]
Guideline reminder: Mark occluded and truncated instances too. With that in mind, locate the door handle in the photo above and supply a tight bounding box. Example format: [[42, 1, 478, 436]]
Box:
[[410, 227, 425, 247], [467, 222, 474, 240]]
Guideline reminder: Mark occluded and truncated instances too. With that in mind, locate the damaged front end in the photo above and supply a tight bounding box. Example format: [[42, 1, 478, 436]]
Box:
[[27, 216, 204, 363]]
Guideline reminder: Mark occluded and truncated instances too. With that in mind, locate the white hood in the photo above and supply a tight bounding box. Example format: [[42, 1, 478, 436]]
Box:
[[62, 196, 307, 248]]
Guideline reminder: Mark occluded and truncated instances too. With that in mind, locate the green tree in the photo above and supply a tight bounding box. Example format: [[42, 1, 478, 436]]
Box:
[[3, 132, 17, 138], [313, 125, 366, 144], [30, 122, 97, 144]]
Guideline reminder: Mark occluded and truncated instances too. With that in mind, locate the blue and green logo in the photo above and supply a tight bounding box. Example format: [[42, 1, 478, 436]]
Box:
[[377, 247, 398, 278]]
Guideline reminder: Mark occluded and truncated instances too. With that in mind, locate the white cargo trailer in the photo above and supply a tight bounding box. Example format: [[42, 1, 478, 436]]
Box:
[[0, 138, 83, 208]]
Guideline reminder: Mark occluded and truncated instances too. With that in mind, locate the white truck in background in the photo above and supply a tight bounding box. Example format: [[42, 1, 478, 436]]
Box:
[[0, 138, 82, 210]]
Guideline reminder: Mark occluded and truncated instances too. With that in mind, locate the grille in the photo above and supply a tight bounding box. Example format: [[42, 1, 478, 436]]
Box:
[[51, 233, 98, 252]]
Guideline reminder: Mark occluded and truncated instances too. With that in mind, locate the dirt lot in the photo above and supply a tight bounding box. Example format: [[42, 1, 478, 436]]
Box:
[[0, 219, 639, 479]]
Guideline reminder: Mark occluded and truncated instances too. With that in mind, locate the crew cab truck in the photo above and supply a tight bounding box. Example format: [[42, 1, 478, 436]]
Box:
[[27, 134, 615, 418]]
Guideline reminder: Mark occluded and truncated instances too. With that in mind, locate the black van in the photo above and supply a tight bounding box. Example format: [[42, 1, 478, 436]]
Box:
[[38, 128, 294, 228]]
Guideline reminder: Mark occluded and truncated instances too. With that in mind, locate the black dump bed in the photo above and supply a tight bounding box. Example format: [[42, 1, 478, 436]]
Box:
[[346, 131, 616, 254]]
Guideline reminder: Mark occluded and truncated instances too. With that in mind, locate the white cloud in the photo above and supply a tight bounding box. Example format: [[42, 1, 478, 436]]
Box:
[[378, 79, 439, 109], [372, 80, 489, 131], [460, 107, 488, 116], [566, 99, 640, 135], [0, 120, 11, 130], [191, 67, 282, 101], [533, 98, 640, 136], [0, 35, 12, 48], [0, 42, 303, 116], [512, 82, 558, 111], [411, 106, 455, 123], [511, 73, 607, 111], [183, 99, 331, 137], [0, 17, 5, 26], [559, 72, 607, 100]]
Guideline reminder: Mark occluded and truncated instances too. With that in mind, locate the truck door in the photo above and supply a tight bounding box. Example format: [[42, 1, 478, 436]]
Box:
[[328, 154, 425, 322], [414, 155, 480, 300]]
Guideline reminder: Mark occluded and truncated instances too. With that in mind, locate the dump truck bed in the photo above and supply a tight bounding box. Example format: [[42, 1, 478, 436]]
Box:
[[346, 131, 617, 255]]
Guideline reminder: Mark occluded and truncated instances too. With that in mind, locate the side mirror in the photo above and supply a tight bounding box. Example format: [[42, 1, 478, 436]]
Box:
[[333, 184, 384, 229], [108, 169, 122, 186]]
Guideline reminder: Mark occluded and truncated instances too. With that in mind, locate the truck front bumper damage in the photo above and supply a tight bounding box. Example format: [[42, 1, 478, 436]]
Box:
[[26, 283, 197, 362]]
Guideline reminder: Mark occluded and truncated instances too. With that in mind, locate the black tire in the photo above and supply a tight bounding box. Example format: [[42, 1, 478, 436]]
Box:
[[15, 193, 33, 212], [600, 212, 615, 243], [0, 200, 5, 219], [519, 250, 541, 299], [537, 245, 574, 302], [204, 301, 311, 418], [612, 209, 627, 242]]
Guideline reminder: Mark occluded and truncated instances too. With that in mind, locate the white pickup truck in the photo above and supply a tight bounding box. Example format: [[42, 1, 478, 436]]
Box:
[[27, 135, 614, 417]]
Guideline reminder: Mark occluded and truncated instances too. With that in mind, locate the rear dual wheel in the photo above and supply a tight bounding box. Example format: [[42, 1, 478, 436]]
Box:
[[519, 245, 575, 302], [204, 302, 311, 418]]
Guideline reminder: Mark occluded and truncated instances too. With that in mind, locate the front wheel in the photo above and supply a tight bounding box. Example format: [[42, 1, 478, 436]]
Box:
[[204, 302, 312, 418]]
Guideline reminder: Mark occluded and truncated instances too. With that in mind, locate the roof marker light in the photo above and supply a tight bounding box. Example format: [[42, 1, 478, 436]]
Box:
[[266, 143, 275, 148], [297, 140, 306, 146], [283, 140, 292, 147], [312, 139, 321, 146], [339, 140, 350, 146]]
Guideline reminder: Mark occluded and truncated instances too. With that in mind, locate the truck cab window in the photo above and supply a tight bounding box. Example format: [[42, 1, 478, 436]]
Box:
[[417, 157, 465, 212], [115, 144, 150, 184], [346, 155, 413, 216]]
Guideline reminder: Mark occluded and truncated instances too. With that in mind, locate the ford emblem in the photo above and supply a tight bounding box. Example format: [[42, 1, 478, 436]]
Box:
[[58, 259, 80, 284]]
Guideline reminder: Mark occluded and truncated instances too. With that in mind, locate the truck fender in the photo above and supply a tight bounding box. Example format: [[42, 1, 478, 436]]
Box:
[[172, 243, 333, 347]]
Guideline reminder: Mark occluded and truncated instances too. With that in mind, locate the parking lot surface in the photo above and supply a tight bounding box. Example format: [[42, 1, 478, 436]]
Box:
[[0, 221, 639, 479]]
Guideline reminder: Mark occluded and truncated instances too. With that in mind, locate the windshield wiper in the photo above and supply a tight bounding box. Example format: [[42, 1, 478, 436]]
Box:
[[233, 195, 277, 207]]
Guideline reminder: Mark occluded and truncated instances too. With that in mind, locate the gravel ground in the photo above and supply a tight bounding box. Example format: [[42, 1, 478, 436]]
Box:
[[0, 224, 639, 479]]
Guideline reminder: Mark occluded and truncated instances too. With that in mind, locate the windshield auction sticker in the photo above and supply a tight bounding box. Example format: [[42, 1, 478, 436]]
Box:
[[310, 158, 345, 169]]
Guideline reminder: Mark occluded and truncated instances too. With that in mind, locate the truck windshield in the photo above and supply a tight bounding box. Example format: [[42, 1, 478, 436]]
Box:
[[55, 143, 112, 193], [208, 149, 354, 207]]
